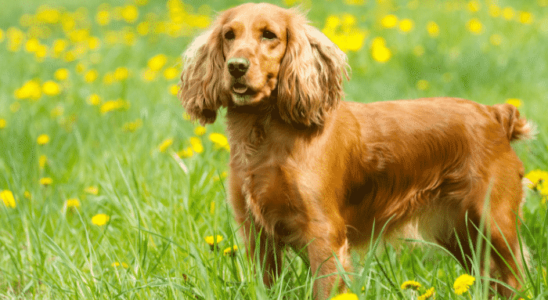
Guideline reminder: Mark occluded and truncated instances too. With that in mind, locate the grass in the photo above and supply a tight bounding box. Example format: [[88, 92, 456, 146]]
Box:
[[1, 0, 548, 299]]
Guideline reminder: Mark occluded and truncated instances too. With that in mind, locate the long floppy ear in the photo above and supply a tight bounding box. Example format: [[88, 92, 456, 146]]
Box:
[[179, 17, 227, 125], [277, 10, 350, 127]]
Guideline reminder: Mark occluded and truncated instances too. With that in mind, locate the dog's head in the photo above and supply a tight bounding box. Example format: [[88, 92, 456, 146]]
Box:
[[179, 3, 349, 126]]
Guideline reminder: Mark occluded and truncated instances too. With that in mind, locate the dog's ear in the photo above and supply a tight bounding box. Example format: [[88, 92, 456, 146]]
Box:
[[179, 18, 227, 125], [277, 10, 350, 127]]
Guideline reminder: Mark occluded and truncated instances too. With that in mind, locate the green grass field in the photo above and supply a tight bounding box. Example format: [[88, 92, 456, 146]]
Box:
[[1, 0, 547, 299]]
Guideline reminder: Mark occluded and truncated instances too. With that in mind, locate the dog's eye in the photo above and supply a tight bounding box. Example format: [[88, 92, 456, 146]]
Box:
[[262, 30, 277, 40], [224, 31, 235, 40]]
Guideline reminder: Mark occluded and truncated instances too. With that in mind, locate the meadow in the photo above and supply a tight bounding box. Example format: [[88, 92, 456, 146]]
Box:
[[0, 0, 547, 299]]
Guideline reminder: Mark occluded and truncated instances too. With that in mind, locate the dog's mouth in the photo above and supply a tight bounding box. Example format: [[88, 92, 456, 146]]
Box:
[[231, 82, 257, 104], [232, 83, 249, 94]]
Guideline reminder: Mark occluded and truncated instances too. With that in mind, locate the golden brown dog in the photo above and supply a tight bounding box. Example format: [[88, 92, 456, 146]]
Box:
[[179, 3, 532, 298]]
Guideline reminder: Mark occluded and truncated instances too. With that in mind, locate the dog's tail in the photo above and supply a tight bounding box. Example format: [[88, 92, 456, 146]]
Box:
[[492, 103, 536, 142]]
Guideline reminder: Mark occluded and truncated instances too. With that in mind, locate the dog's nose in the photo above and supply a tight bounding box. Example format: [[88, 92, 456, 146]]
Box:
[[227, 58, 249, 78]]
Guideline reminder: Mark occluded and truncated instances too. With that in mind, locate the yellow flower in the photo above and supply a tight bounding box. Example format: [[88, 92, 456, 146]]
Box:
[[1, 190, 16, 208], [519, 11, 533, 24], [454, 274, 475, 295], [91, 213, 110, 226], [190, 137, 204, 153], [489, 4, 501, 17], [223, 245, 238, 256], [114, 67, 129, 81], [148, 54, 167, 71], [39, 155, 47, 169], [322, 14, 367, 52], [85, 186, 99, 195], [209, 133, 229, 150], [330, 293, 358, 300], [505, 98, 522, 108], [84, 69, 99, 83], [65, 198, 80, 209], [399, 19, 414, 32], [14, 80, 41, 100], [42, 81, 61, 96], [183, 112, 191, 120], [87, 94, 102, 106], [164, 67, 179, 80], [205, 235, 223, 246], [143, 69, 157, 81], [401, 280, 421, 290], [194, 126, 206, 136], [39, 177, 53, 186], [418, 287, 435, 300], [111, 262, 129, 268], [502, 7, 515, 20], [525, 170, 548, 189], [54, 68, 69, 81], [169, 84, 179, 95], [37, 134, 50, 145], [381, 15, 398, 28], [177, 147, 193, 158], [467, 18, 483, 34], [121, 5, 139, 23], [427, 21, 439, 37], [416, 80, 429, 91], [467, 1, 481, 12], [371, 37, 391, 63], [123, 119, 143, 132], [490, 34, 502, 46], [137, 22, 149, 35], [158, 138, 174, 152], [96, 10, 110, 26], [100, 99, 129, 114], [0, 119, 6, 129]]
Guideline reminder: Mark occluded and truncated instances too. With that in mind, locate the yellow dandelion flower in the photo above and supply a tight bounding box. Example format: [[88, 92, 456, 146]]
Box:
[[54, 68, 69, 81], [401, 280, 421, 290], [114, 67, 129, 81], [210, 201, 215, 214], [121, 5, 139, 23], [502, 7, 515, 20], [490, 34, 502, 46], [158, 138, 174, 152], [209, 133, 229, 149], [519, 11, 533, 24], [489, 4, 501, 17], [467, 18, 483, 34], [1, 190, 16, 208], [467, 1, 481, 12], [85, 186, 99, 195], [96, 10, 110, 26], [525, 170, 548, 189], [371, 37, 391, 63], [148, 54, 167, 71], [103, 72, 114, 85], [137, 22, 149, 36], [416, 80, 429, 91], [65, 198, 80, 209], [87, 94, 101, 106], [183, 112, 191, 120], [223, 245, 238, 256], [164, 67, 179, 80], [505, 98, 522, 108], [205, 235, 223, 246], [111, 262, 129, 268], [399, 19, 414, 32], [143, 69, 157, 81], [84, 69, 99, 83], [100, 99, 129, 114], [454, 274, 475, 295], [88, 36, 101, 50], [427, 21, 439, 37], [169, 84, 179, 95], [14, 80, 41, 100], [190, 137, 203, 153], [194, 126, 206, 136], [177, 147, 194, 158], [381, 14, 398, 28], [91, 213, 110, 226], [39, 154, 47, 169], [37, 134, 50, 145], [330, 293, 358, 300], [0, 119, 6, 129], [39, 177, 53, 186], [42, 81, 61, 96], [418, 287, 435, 300]]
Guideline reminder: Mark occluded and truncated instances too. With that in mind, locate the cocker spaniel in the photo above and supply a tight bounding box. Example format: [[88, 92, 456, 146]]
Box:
[[179, 3, 532, 299]]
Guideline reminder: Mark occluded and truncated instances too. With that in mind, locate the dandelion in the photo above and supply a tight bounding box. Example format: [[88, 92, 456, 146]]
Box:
[[188, 137, 203, 153], [0, 119, 6, 129], [371, 37, 391, 63], [122, 119, 143, 132], [418, 287, 435, 300], [194, 126, 206, 136], [177, 147, 194, 158], [399, 19, 414, 32], [209, 133, 229, 150], [87, 94, 101, 106], [164, 67, 179, 80], [467, 18, 483, 34], [330, 293, 358, 300], [525, 170, 548, 189], [401, 280, 421, 290], [427, 21, 439, 37], [114, 67, 129, 81], [100, 99, 129, 114], [65, 198, 80, 209], [85, 186, 99, 195], [84, 69, 99, 83], [183, 112, 191, 120], [39, 177, 53, 186], [91, 213, 110, 226], [223, 245, 238, 256], [111, 262, 129, 268], [158, 138, 174, 152], [454, 274, 475, 295], [502, 7, 515, 20], [39, 155, 47, 169], [1, 190, 16, 208], [489, 4, 501, 17], [467, 1, 481, 12], [54, 68, 69, 81], [169, 84, 179, 95], [148, 54, 167, 71], [37, 134, 50, 145], [519, 12, 533, 24], [205, 235, 223, 250], [121, 5, 139, 23], [505, 98, 522, 108], [96, 9, 110, 26], [42, 81, 61, 96], [14, 80, 41, 100], [381, 15, 398, 28], [143, 69, 157, 81]]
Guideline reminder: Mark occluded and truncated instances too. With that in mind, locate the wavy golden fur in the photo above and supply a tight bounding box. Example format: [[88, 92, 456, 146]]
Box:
[[179, 3, 532, 299]]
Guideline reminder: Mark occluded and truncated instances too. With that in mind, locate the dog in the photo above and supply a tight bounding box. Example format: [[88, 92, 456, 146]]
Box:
[[179, 3, 532, 298]]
